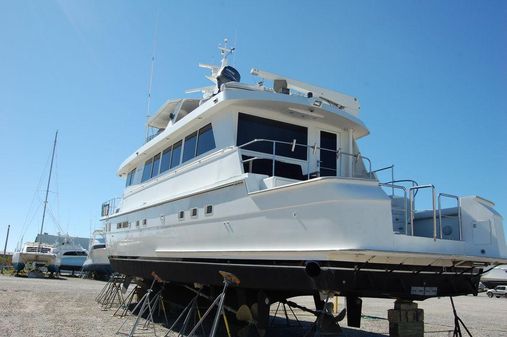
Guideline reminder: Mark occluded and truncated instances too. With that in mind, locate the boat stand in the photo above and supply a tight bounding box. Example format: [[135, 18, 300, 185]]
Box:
[[162, 289, 205, 337], [97, 274, 128, 310], [269, 301, 302, 328], [116, 273, 168, 337], [114, 284, 141, 318], [450, 297, 472, 337], [182, 271, 240, 337], [273, 295, 344, 337]]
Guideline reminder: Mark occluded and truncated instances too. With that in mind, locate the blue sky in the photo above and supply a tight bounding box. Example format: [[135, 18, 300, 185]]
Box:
[[1, 1, 506, 251]]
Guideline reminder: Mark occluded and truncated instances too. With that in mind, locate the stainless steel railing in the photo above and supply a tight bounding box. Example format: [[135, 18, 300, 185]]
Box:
[[238, 138, 373, 180], [409, 185, 437, 240], [101, 198, 122, 217], [438, 193, 462, 240]]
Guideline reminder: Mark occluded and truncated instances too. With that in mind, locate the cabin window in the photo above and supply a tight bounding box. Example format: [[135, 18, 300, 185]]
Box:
[[151, 153, 161, 178], [136, 220, 140, 227], [116, 223, 121, 229], [196, 124, 216, 156], [182, 132, 198, 163], [205, 205, 213, 215], [142, 219, 147, 226], [178, 211, 185, 220], [141, 158, 154, 182], [191, 208, 198, 218], [237, 113, 307, 160], [126, 168, 136, 187], [160, 147, 172, 173], [170, 141, 182, 169]]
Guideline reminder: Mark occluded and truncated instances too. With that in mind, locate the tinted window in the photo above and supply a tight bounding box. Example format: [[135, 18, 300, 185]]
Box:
[[170, 141, 182, 169], [196, 124, 216, 156], [141, 158, 153, 182], [320, 131, 337, 177], [126, 168, 136, 187], [237, 113, 307, 160], [160, 147, 171, 173], [182, 132, 198, 163], [151, 153, 161, 178]]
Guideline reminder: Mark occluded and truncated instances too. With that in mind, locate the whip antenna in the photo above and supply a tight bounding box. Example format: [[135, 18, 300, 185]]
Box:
[[145, 10, 160, 141]]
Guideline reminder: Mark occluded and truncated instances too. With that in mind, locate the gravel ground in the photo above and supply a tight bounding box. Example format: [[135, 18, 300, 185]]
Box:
[[1, 274, 506, 337]]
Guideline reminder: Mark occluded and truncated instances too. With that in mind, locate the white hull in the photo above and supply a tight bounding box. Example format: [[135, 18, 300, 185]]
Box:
[[107, 177, 506, 267], [12, 242, 56, 272]]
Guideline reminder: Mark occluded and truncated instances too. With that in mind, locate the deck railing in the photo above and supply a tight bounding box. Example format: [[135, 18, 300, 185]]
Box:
[[238, 138, 373, 180], [101, 198, 122, 218]]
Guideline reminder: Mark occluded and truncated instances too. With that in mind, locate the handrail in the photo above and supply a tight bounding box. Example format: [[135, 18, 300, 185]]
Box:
[[238, 138, 373, 179], [101, 197, 122, 218], [409, 184, 437, 240], [379, 183, 408, 234], [374, 165, 394, 196], [438, 193, 462, 240]]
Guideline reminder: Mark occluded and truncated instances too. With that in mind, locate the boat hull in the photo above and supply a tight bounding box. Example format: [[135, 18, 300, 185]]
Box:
[[105, 177, 506, 300], [12, 251, 57, 273], [110, 254, 480, 300]]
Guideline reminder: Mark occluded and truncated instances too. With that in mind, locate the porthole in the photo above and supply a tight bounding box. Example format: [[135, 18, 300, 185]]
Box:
[[191, 208, 198, 218], [205, 205, 213, 215], [178, 211, 185, 220]]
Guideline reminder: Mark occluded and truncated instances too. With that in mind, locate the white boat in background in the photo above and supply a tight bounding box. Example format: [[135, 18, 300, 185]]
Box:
[[51, 234, 88, 275], [82, 229, 112, 279], [12, 242, 57, 274], [481, 265, 507, 288], [100, 41, 507, 329]]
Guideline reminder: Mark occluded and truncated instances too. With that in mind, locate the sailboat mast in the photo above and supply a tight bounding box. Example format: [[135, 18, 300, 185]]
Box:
[[39, 131, 58, 238]]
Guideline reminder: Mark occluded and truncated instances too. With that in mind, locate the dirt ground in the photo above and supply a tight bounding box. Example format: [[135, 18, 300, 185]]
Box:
[[1, 274, 506, 337]]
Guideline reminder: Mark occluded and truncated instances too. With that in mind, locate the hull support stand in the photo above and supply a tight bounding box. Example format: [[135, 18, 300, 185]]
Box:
[[388, 300, 424, 337]]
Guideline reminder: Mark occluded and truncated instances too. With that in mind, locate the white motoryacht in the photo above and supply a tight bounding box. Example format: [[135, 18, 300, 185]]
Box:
[[101, 42, 507, 327], [481, 264, 507, 288], [51, 234, 88, 275], [82, 229, 112, 278]]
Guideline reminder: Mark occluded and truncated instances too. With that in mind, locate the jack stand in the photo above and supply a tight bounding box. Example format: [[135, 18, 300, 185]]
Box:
[[186, 271, 240, 337], [163, 289, 205, 337], [450, 297, 472, 337], [116, 272, 168, 337], [98, 275, 127, 310], [114, 284, 140, 318], [270, 301, 302, 327]]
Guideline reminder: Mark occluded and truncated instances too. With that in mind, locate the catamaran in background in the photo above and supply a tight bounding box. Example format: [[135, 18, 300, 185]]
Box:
[[100, 41, 507, 330]]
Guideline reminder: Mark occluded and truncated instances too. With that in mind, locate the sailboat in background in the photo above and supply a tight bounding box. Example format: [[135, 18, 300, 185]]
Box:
[[12, 131, 59, 276]]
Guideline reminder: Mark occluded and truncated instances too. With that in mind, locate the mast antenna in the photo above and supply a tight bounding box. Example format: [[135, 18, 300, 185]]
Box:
[[218, 38, 235, 67], [39, 130, 58, 238], [144, 10, 160, 141]]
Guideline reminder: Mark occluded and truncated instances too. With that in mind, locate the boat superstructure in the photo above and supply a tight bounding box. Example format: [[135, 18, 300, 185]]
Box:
[[101, 42, 507, 327], [82, 229, 112, 278]]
